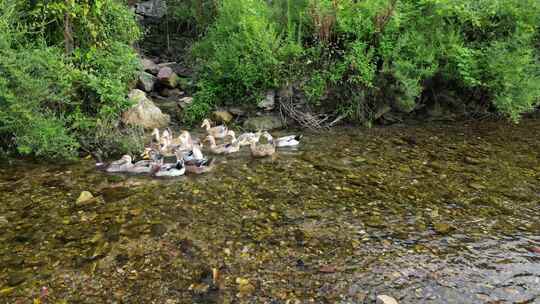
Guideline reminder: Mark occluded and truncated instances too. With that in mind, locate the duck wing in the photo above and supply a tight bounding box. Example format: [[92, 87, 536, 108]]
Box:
[[278, 135, 303, 142], [110, 156, 130, 166]]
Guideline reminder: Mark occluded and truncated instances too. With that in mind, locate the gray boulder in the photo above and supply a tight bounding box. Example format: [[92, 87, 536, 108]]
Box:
[[137, 72, 156, 92], [157, 66, 178, 88], [212, 111, 233, 123], [141, 58, 159, 75], [122, 89, 170, 129], [243, 115, 284, 131], [258, 90, 275, 110], [178, 96, 193, 109], [135, 0, 167, 18], [155, 100, 182, 121]]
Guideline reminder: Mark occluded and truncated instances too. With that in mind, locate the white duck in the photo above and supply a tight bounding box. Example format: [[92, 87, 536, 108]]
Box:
[[106, 155, 133, 173], [201, 119, 233, 139], [233, 131, 262, 146], [152, 159, 185, 177], [151, 128, 161, 144], [274, 134, 303, 147], [160, 128, 173, 152], [176, 130, 195, 151], [106, 154, 157, 174], [176, 147, 214, 174], [250, 131, 276, 158], [205, 135, 240, 154]]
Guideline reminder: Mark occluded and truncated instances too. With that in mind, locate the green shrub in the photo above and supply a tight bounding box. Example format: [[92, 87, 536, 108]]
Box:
[[168, 0, 217, 34], [0, 0, 142, 160], [78, 118, 144, 160], [187, 0, 283, 121], [74, 42, 141, 119], [189, 0, 540, 123], [0, 45, 79, 159]]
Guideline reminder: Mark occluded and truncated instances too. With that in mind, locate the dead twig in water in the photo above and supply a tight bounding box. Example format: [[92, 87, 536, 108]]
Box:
[[278, 91, 342, 131]]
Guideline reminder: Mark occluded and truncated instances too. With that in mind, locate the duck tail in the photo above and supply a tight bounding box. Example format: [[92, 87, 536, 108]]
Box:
[[198, 157, 215, 168], [295, 134, 303, 141], [149, 164, 161, 176], [95, 162, 108, 171]]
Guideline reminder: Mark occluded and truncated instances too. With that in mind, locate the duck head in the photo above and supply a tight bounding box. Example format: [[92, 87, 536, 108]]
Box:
[[140, 148, 152, 160], [151, 128, 160, 142], [192, 144, 204, 160], [121, 154, 133, 163], [165, 127, 173, 139], [178, 130, 193, 146], [201, 119, 212, 130], [204, 135, 216, 147], [226, 130, 236, 142]]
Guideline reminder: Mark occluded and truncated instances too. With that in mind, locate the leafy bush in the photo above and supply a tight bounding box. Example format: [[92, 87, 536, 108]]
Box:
[[188, 0, 540, 123], [187, 0, 283, 121], [78, 119, 144, 161], [0, 0, 141, 160], [168, 0, 217, 34]]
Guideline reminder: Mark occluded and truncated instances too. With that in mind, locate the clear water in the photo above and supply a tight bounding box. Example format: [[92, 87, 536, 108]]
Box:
[[1, 120, 539, 303]]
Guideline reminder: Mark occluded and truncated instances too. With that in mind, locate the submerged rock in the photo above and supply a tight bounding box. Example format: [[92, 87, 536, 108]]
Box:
[[150, 223, 167, 238], [243, 115, 284, 131], [464, 156, 484, 165], [7, 272, 26, 286], [433, 222, 452, 234], [236, 277, 255, 297], [76, 191, 94, 204], [377, 295, 399, 304], [122, 89, 170, 129]]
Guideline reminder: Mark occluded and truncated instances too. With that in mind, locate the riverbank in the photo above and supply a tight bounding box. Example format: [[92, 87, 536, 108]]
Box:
[[1, 119, 539, 303]]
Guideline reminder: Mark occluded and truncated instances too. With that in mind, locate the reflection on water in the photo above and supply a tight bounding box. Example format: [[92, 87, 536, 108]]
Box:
[[1, 120, 539, 303]]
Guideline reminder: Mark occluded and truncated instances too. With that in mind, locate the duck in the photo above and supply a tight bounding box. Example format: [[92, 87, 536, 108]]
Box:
[[176, 130, 195, 151], [233, 131, 262, 146], [163, 127, 173, 142], [126, 161, 154, 174], [201, 119, 233, 139], [191, 143, 205, 161], [176, 147, 215, 174], [178, 143, 203, 163], [250, 132, 276, 158], [205, 135, 240, 154], [159, 128, 173, 153], [139, 148, 164, 166], [185, 158, 215, 174], [274, 134, 303, 147], [152, 159, 185, 177], [151, 128, 160, 144], [105, 155, 134, 173], [147, 128, 163, 152]]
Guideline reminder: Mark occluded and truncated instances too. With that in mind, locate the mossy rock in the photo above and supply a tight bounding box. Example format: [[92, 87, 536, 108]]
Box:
[[243, 115, 284, 131], [212, 111, 233, 123]]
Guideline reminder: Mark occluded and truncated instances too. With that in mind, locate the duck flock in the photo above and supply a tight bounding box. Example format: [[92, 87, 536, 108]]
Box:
[[102, 119, 302, 177]]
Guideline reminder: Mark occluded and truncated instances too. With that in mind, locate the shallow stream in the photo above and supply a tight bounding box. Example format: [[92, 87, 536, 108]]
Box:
[[1, 120, 539, 303]]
